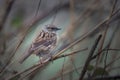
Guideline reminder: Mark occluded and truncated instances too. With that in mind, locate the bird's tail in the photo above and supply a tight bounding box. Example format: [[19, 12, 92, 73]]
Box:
[[19, 50, 33, 64]]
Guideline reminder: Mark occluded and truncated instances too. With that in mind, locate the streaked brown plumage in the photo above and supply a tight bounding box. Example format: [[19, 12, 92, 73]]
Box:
[[19, 24, 61, 63]]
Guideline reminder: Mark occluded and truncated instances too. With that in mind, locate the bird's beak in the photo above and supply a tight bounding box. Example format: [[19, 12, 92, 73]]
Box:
[[56, 27, 61, 30]]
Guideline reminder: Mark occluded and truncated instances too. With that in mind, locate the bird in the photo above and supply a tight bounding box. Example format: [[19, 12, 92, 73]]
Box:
[[19, 24, 61, 63]]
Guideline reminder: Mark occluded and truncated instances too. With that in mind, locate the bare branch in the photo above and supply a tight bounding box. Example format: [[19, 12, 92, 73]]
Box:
[[79, 34, 102, 80]]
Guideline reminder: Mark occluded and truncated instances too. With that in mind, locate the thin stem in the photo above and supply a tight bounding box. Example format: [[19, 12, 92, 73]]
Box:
[[79, 34, 102, 80]]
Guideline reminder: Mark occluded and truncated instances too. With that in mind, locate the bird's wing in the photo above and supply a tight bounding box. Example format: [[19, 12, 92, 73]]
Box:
[[31, 31, 57, 51]]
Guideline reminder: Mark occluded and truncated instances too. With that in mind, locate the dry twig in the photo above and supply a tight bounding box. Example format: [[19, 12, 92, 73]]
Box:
[[79, 34, 102, 80]]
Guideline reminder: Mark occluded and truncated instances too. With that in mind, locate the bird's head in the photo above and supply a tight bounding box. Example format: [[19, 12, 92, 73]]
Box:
[[45, 24, 61, 32]]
